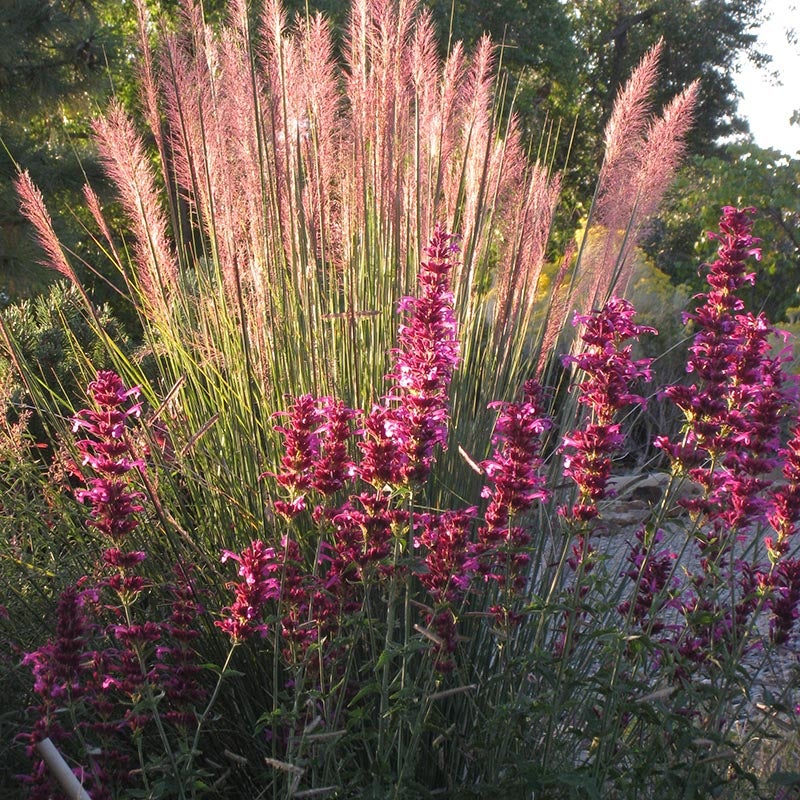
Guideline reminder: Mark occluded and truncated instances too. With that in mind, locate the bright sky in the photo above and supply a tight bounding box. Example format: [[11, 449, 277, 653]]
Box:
[[734, 0, 800, 156]]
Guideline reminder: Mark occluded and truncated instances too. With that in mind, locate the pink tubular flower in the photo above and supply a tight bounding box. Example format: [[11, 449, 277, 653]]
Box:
[[618, 528, 679, 633], [327, 492, 400, 579], [18, 585, 128, 800], [767, 559, 800, 645], [312, 398, 357, 494], [476, 380, 551, 598], [357, 404, 405, 487], [216, 540, 282, 642], [155, 563, 206, 727], [560, 296, 655, 521], [72, 371, 145, 552], [482, 380, 552, 532], [270, 394, 322, 502], [386, 223, 460, 484], [22, 585, 91, 705], [271, 395, 357, 515], [416, 508, 478, 604], [767, 421, 800, 562], [658, 207, 794, 538], [414, 508, 478, 671]]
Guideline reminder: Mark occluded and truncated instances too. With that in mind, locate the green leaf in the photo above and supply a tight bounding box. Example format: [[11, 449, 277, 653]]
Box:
[[770, 772, 800, 787], [348, 682, 380, 706]]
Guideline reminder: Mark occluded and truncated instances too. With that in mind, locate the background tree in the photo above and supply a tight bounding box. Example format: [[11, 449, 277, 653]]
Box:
[[424, 0, 581, 128], [1, 0, 783, 308], [566, 0, 767, 152], [645, 143, 800, 321], [0, 0, 132, 299]]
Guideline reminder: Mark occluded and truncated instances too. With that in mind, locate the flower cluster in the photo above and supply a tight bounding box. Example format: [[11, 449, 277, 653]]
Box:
[[617, 528, 679, 634], [21, 585, 90, 730], [766, 421, 800, 562], [271, 394, 322, 498], [652, 208, 800, 663], [155, 563, 205, 727], [387, 223, 460, 483], [358, 404, 405, 487], [216, 540, 282, 642], [72, 370, 145, 566], [767, 559, 800, 645], [560, 296, 655, 522], [19, 585, 131, 800], [657, 208, 791, 535], [414, 508, 478, 670], [477, 380, 551, 603], [20, 372, 217, 796]]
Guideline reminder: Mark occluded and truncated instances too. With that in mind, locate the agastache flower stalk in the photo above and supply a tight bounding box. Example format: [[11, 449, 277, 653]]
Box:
[[274, 536, 319, 665], [22, 585, 90, 732], [72, 370, 146, 573], [385, 223, 460, 484], [270, 394, 322, 518], [70, 372, 165, 743], [358, 405, 405, 487], [414, 508, 477, 671], [477, 380, 551, 611], [554, 298, 655, 657], [155, 563, 206, 728], [20, 585, 131, 800], [216, 540, 282, 642], [19, 586, 85, 799], [617, 528, 679, 634], [657, 208, 765, 478], [658, 208, 794, 549], [270, 395, 357, 517], [768, 559, 800, 645], [560, 296, 655, 522], [654, 207, 799, 669], [766, 421, 800, 562], [313, 398, 357, 494]]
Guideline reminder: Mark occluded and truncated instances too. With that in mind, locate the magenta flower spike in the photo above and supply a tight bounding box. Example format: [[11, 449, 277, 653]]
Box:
[[768, 559, 800, 645], [658, 208, 759, 465], [480, 379, 551, 545], [270, 395, 357, 516], [658, 207, 794, 538], [468, 380, 552, 615], [71, 371, 147, 576], [312, 397, 357, 494], [216, 540, 282, 642], [414, 508, 478, 670], [357, 404, 405, 487], [767, 422, 800, 561], [154, 563, 206, 726], [271, 394, 323, 490], [560, 296, 655, 522], [22, 585, 91, 706], [386, 223, 460, 484]]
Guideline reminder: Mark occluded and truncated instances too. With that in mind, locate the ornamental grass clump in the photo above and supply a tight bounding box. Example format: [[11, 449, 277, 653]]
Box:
[[6, 0, 800, 796], [8, 212, 800, 798]]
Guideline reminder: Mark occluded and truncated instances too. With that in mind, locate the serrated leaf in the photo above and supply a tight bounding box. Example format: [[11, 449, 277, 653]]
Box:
[[349, 682, 380, 705]]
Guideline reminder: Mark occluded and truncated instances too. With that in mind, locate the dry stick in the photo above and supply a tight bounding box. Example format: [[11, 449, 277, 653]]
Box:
[[35, 738, 92, 800]]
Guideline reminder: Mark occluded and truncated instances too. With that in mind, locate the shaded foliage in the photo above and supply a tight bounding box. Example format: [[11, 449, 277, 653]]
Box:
[[0, 0, 134, 299], [645, 144, 800, 321]]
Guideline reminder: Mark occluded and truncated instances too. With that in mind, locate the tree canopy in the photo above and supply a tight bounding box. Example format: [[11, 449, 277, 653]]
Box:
[[0, 0, 133, 298], [0, 0, 786, 305], [645, 144, 800, 320]]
